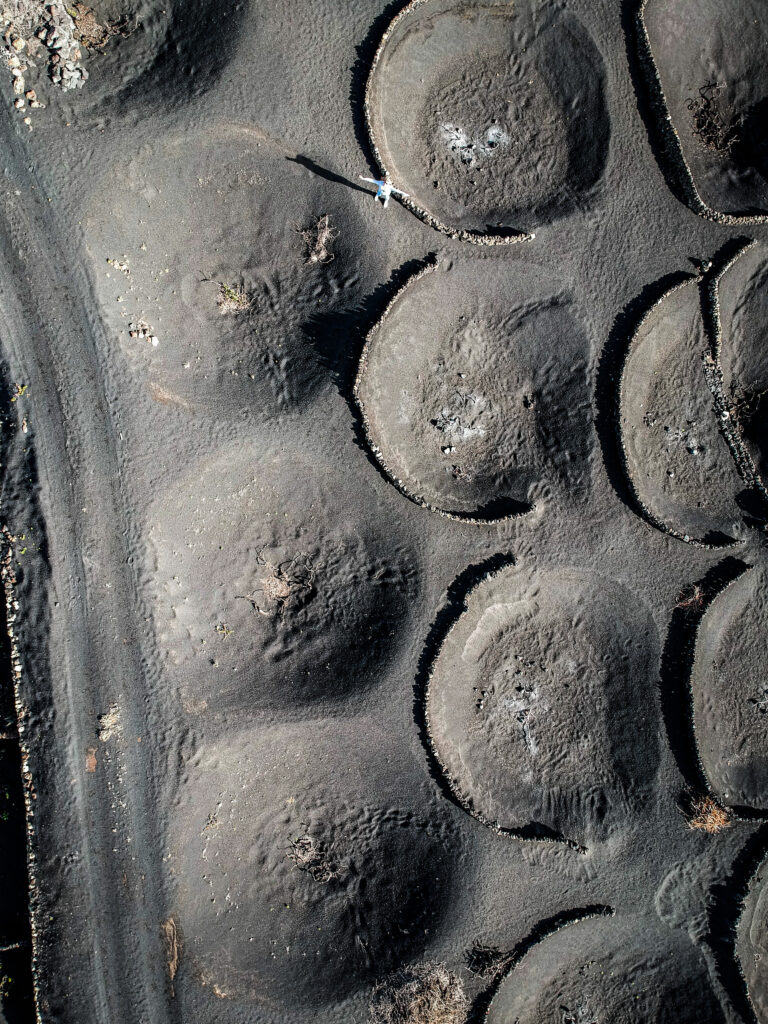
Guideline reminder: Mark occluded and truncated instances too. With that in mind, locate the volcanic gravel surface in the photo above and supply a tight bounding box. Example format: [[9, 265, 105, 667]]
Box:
[[0, 1, 767, 1023]]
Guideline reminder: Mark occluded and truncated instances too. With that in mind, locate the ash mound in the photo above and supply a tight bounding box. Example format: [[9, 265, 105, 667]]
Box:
[[355, 259, 592, 521], [84, 124, 362, 419], [365, 0, 610, 237], [424, 565, 659, 848], [168, 722, 461, 1009], [146, 443, 416, 716]]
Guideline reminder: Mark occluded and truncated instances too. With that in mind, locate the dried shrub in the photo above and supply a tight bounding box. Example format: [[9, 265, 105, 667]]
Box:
[[369, 962, 468, 1024], [68, 3, 112, 48], [730, 381, 767, 432], [465, 941, 508, 980], [562, 1009, 598, 1024], [301, 213, 336, 265], [243, 553, 315, 617], [676, 583, 705, 611], [748, 687, 768, 714], [686, 795, 732, 835], [440, 123, 507, 167], [687, 82, 741, 155], [287, 832, 337, 882]]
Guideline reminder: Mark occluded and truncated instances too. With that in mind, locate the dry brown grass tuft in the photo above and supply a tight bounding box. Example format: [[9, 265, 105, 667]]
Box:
[[217, 282, 251, 314], [69, 3, 112, 48], [676, 583, 705, 611], [369, 963, 468, 1024], [301, 213, 336, 265], [686, 795, 732, 834]]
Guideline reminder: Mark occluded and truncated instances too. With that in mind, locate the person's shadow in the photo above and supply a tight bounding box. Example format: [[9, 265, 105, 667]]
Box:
[[286, 155, 371, 195]]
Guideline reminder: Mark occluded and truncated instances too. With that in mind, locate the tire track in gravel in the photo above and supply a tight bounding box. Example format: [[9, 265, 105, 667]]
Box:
[[0, 108, 173, 1024]]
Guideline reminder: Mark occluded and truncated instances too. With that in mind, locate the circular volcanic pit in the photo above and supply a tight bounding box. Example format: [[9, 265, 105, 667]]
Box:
[[738, 852, 768, 1023], [618, 275, 744, 545], [487, 914, 725, 1023], [424, 565, 659, 849], [355, 259, 592, 522], [691, 566, 768, 810], [365, 0, 611, 239], [642, 0, 768, 219]]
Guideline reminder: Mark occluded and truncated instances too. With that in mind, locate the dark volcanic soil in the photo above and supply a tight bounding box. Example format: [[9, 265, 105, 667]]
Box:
[[0, 1, 767, 1023], [642, 0, 768, 220]]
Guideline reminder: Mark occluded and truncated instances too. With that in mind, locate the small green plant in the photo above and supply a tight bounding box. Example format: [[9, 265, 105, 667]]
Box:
[[217, 282, 251, 314], [10, 383, 28, 403]]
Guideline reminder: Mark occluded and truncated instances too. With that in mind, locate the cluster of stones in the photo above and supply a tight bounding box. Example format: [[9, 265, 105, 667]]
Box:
[[128, 319, 159, 347], [1, 1, 89, 121], [37, 2, 88, 90], [1, 13, 40, 120]]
